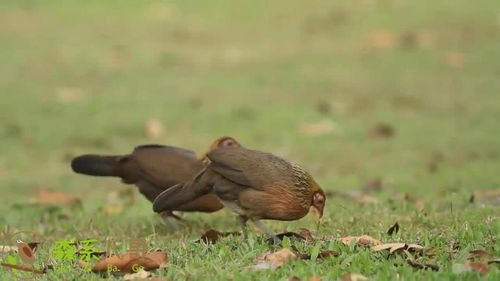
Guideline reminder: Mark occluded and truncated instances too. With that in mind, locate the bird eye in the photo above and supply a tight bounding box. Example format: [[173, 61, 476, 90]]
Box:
[[222, 139, 234, 147]]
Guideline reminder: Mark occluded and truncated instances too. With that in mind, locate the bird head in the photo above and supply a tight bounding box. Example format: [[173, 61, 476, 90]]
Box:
[[201, 136, 241, 163], [311, 189, 326, 218], [210, 136, 241, 150]]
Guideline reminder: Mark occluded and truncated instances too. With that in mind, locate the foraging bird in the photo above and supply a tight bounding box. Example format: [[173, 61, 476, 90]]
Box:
[[153, 147, 326, 242], [71, 137, 241, 224]]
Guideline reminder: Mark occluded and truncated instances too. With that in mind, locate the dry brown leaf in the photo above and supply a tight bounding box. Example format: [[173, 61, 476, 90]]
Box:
[[309, 276, 322, 281], [400, 30, 433, 49], [287, 277, 302, 281], [35, 191, 81, 207], [488, 258, 500, 264], [445, 52, 465, 69], [299, 228, 315, 241], [267, 248, 297, 266], [369, 123, 394, 138], [267, 232, 306, 244], [340, 235, 381, 246], [197, 229, 240, 244], [469, 249, 491, 260], [473, 190, 500, 203], [145, 119, 164, 139], [371, 243, 423, 254], [299, 120, 339, 136], [244, 248, 297, 271], [92, 250, 167, 274], [371, 242, 405, 253], [340, 273, 369, 281], [123, 270, 151, 280], [403, 194, 425, 209], [465, 261, 490, 275], [363, 179, 382, 193], [406, 259, 439, 271], [146, 250, 168, 268], [0, 245, 18, 253], [366, 29, 398, 50], [56, 87, 85, 103], [331, 190, 378, 204], [425, 247, 436, 258], [297, 249, 339, 260]]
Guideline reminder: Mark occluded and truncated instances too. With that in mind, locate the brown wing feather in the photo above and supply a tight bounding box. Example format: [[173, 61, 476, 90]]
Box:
[[207, 148, 294, 190]]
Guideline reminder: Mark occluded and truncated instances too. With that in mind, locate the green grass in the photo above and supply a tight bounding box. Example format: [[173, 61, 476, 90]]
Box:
[[0, 0, 499, 280]]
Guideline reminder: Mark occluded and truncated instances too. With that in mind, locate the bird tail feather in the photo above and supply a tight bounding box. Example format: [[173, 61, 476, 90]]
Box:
[[71, 154, 121, 177]]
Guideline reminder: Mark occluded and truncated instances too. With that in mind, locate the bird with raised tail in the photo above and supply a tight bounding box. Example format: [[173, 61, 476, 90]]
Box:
[[153, 147, 326, 242], [70, 136, 241, 226]]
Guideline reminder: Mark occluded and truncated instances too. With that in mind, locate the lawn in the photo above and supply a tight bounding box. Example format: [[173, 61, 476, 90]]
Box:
[[0, 0, 499, 280]]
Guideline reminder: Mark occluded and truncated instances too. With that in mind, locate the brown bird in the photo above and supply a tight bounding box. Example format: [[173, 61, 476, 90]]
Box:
[[71, 137, 241, 226], [153, 147, 326, 242]]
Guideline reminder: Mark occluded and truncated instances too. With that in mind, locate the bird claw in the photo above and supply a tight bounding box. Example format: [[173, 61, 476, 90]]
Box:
[[160, 211, 183, 229]]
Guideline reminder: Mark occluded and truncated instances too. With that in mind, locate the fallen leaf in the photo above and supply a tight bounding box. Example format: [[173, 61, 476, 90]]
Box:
[[469, 250, 491, 260], [444, 51, 465, 69], [17, 240, 35, 264], [299, 228, 315, 241], [488, 258, 500, 264], [465, 261, 490, 275], [400, 30, 433, 49], [56, 87, 85, 103], [362, 179, 382, 193], [123, 270, 151, 280], [387, 222, 399, 236], [330, 190, 378, 204], [266, 232, 306, 244], [366, 29, 398, 50], [34, 191, 81, 207], [403, 194, 425, 209], [197, 229, 240, 244], [425, 247, 436, 258], [369, 123, 394, 138], [287, 277, 302, 281], [316, 100, 346, 115], [309, 276, 322, 281], [102, 189, 135, 215], [406, 259, 439, 271], [244, 248, 297, 271], [452, 261, 490, 275], [146, 250, 168, 268], [371, 243, 423, 254], [0, 245, 18, 253], [340, 273, 369, 281], [102, 204, 125, 215], [92, 250, 167, 274], [340, 235, 381, 246], [145, 119, 164, 139], [473, 190, 500, 204], [299, 120, 339, 136], [297, 249, 340, 260], [0, 262, 45, 274]]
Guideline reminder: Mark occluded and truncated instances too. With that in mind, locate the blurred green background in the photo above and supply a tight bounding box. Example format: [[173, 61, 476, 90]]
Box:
[[1, 0, 498, 203], [0, 1, 499, 279]]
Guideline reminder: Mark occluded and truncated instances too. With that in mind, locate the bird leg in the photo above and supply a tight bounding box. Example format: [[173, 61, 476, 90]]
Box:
[[238, 216, 249, 238], [252, 220, 281, 244], [159, 211, 182, 229]]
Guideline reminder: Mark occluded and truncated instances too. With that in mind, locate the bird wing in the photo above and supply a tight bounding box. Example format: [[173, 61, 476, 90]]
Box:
[[152, 168, 214, 212], [207, 148, 293, 190], [132, 145, 202, 186]]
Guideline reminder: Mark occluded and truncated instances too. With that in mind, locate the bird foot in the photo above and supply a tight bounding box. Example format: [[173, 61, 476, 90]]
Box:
[[160, 211, 183, 229]]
